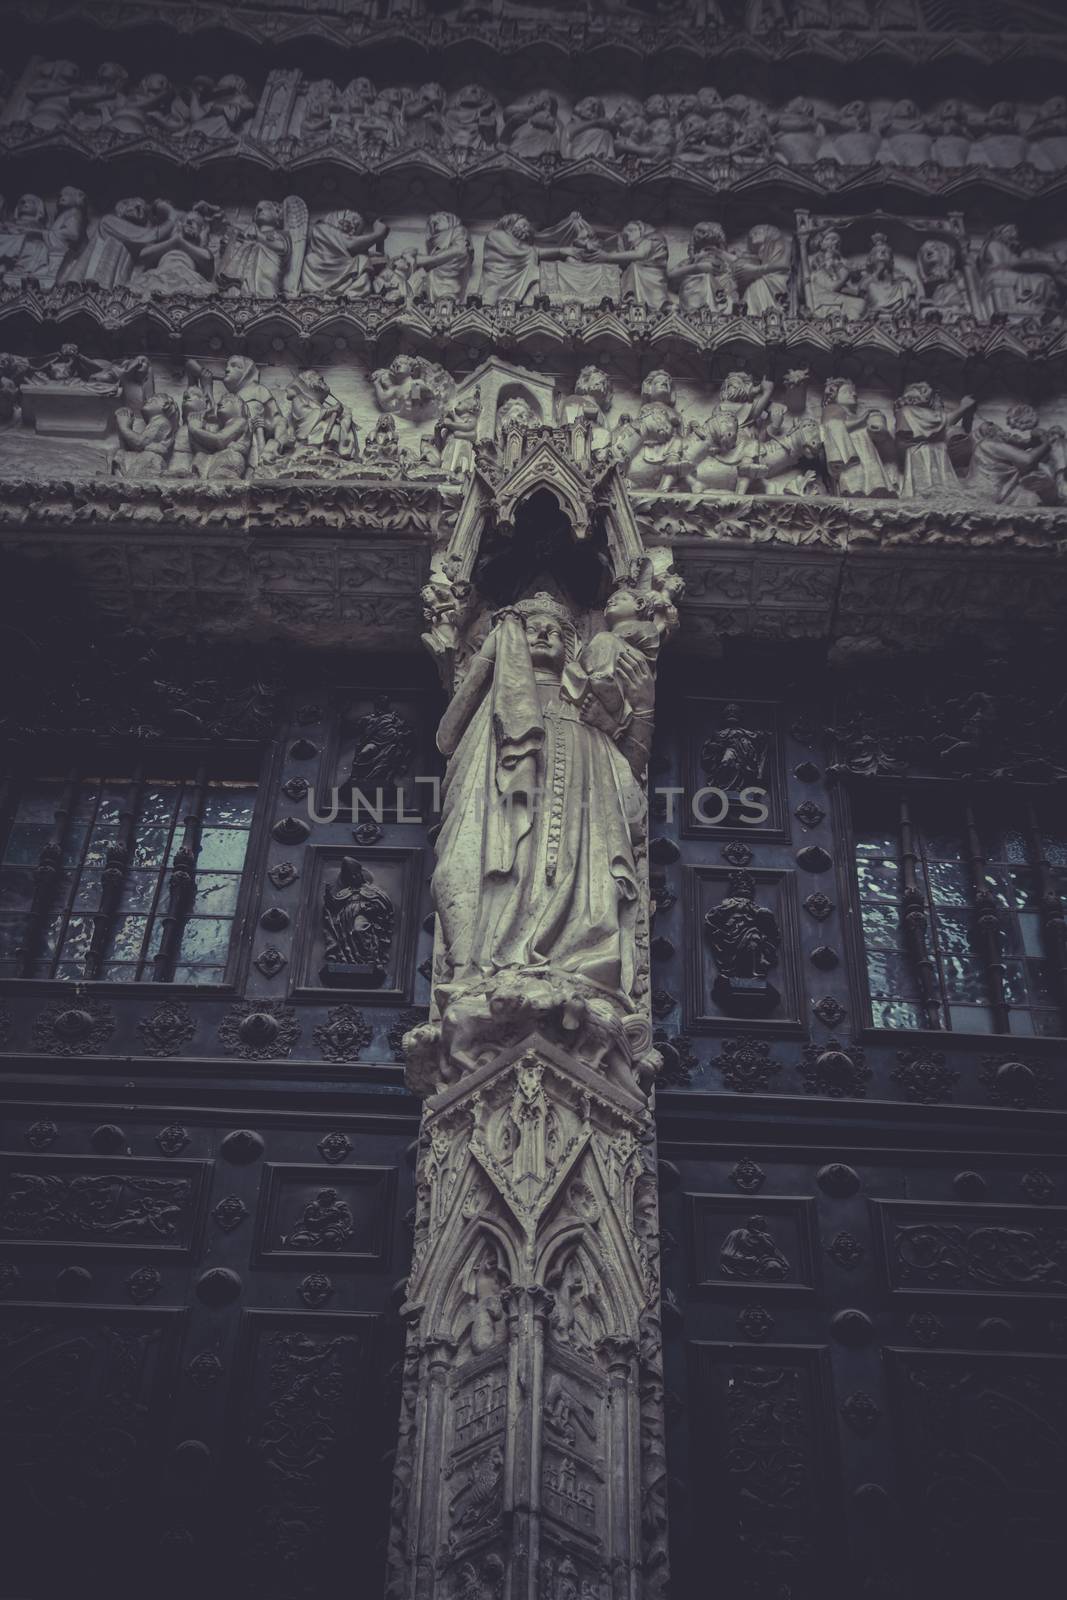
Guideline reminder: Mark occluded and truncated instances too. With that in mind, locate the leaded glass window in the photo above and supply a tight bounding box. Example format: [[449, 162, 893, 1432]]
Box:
[[853, 790, 1067, 1036], [0, 771, 257, 984]]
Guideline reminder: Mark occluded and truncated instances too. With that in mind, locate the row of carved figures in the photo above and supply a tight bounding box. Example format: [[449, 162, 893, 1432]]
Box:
[[2, 346, 1064, 510], [443, 0, 926, 27], [4, 61, 1067, 176], [2, 197, 1064, 327]]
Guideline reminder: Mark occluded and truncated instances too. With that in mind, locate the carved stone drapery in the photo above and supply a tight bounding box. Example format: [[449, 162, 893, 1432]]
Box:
[[389, 453, 676, 1599]]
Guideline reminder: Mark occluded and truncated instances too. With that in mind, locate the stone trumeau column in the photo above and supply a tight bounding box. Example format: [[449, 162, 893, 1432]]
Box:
[[386, 434, 683, 1600]]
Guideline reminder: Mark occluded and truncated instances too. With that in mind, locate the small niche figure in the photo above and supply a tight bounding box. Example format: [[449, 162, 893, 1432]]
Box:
[[321, 855, 393, 987], [704, 869, 781, 1016]]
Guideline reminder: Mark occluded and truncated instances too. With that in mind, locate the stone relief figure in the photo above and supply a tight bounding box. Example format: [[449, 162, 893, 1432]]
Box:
[[502, 90, 561, 159], [450, 1445, 505, 1534], [916, 236, 970, 314], [927, 99, 972, 168], [22, 59, 82, 132], [1027, 96, 1067, 173], [112, 394, 179, 478], [129, 203, 222, 297], [877, 99, 933, 166], [0, 353, 31, 426], [806, 229, 865, 317], [446, 84, 500, 155], [397, 211, 474, 303], [894, 382, 975, 497], [30, 343, 145, 393], [963, 406, 1065, 508], [978, 225, 1067, 320], [165, 74, 255, 142], [455, 1238, 509, 1356], [70, 196, 183, 288], [363, 413, 403, 470], [299, 209, 391, 297], [402, 80, 447, 149], [0, 193, 58, 285], [770, 96, 825, 164], [434, 387, 482, 475], [668, 221, 739, 315], [817, 99, 882, 165], [346, 698, 417, 790], [969, 101, 1028, 170], [185, 353, 282, 469], [276, 369, 357, 463], [615, 403, 683, 490], [186, 392, 253, 480], [562, 97, 617, 161], [558, 366, 614, 444], [753, 403, 824, 496], [106, 72, 175, 138], [704, 869, 781, 1013], [853, 232, 919, 317], [372, 355, 454, 421], [432, 593, 652, 1001], [218, 196, 307, 297], [167, 387, 210, 477], [547, 1246, 607, 1354], [821, 376, 896, 497], [673, 411, 743, 492], [322, 856, 394, 981], [700, 704, 767, 791], [734, 223, 793, 314], [719, 1214, 791, 1279], [604, 220, 669, 309], [283, 1187, 354, 1250], [480, 213, 578, 305]]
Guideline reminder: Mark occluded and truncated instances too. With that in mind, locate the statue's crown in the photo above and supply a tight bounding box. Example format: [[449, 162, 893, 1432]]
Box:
[[507, 593, 575, 627]]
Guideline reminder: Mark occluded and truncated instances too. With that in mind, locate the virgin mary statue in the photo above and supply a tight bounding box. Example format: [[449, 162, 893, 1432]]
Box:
[[432, 593, 653, 1005]]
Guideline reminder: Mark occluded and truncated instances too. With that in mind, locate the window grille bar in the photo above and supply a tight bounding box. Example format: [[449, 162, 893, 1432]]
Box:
[[152, 766, 208, 983], [84, 767, 145, 981], [962, 802, 1010, 1034], [17, 767, 79, 978], [1024, 799, 1067, 1024], [898, 795, 941, 1030]]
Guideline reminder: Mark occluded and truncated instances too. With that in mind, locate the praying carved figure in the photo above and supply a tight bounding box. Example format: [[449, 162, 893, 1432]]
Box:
[[130, 203, 221, 296], [282, 1188, 354, 1251], [322, 856, 394, 980], [112, 394, 179, 478], [821, 377, 896, 497], [719, 1214, 791, 1280], [894, 382, 975, 497]]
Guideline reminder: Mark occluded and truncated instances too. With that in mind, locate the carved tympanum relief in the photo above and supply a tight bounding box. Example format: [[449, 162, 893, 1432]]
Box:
[[3, 349, 1066, 513], [5, 58, 1067, 180], [4, 193, 1065, 330]]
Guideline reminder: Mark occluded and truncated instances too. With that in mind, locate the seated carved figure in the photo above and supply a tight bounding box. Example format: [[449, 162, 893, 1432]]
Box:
[[562, 97, 616, 161], [969, 101, 1028, 170], [300, 210, 391, 298], [445, 84, 499, 155], [668, 221, 739, 315], [817, 100, 882, 165], [502, 90, 560, 159], [916, 237, 970, 314], [927, 99, 972, 167], [978, 225, 1067, 320], [1027, 96, 1067, 173], [23, 59, 82, 132], [396, 211, 473, 304], [0, 194, 53, 285], [219, 198, 306, 298], [855, 233, 919, 317], [131, 205, 219, 296], [878, 99, 933, 166]]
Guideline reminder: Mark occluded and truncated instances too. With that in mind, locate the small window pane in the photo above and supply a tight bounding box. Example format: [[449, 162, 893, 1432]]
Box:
[[195, 829, 250, 872], [110, 915, 149, 961], [131, 828, 170, 869], [179, 917, 232, 963], [1001, 961, 1028, 1005], [1038, 832, 1067, 867], [861, 902, 904, 948], [174, 963, 226, 985], [0, 915, 28, 960], [57, 916, 93, 963], [1026, 960, 1058, 1003], [987, 828, 1029, 864], [0, 868, 36, 910], [3, 823, 53, 866], [857, 856, 900, 898], [1019, 913, 1045, 958], [84, 831, 120, 867], [192, 873, 240, 916], [140, 786, 181, 828], [202, 786, 256, 827], [941, 956, 989, 1002], [923, 832, 966, 861], [72, 871, 104, 910], [926, 862, 971, 906], [949, 1005, 993, 1032], [1007, 869, 1040, 909], [119, 872, 158, 912], [867, 951, 919, 998], [930, 910, 973, 959], [13, 783, 65, 823], [872, 998, 927, 1030]]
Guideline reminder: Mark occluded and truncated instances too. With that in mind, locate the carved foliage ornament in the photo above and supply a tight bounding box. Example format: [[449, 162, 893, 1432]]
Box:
[[139, 1002, 195, 1058], [31, 999, 115, 1056]]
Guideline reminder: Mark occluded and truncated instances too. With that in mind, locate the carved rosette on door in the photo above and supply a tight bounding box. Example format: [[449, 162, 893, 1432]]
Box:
[[386, 436, 680, 1598]]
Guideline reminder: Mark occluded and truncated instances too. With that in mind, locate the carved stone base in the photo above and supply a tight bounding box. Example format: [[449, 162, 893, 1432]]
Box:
[[318, 960, 385, 988], [712, 974, 781, 1017], [20, 384, 119, 437], [388, 1027, 667, 1600]]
